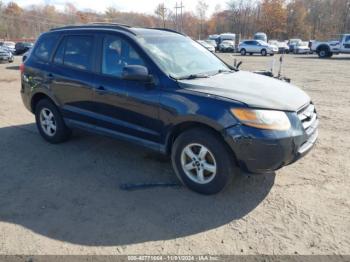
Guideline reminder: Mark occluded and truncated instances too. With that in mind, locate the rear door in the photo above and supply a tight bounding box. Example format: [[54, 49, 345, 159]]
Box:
[[252, 41, 260, 53], [245, 41, 254, 52], [50, 34, 98, 126]]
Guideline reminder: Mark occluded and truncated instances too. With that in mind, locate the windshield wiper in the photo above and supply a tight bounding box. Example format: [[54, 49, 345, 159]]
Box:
[[210, 69, 234, 77], [176, 73, 210, 80]]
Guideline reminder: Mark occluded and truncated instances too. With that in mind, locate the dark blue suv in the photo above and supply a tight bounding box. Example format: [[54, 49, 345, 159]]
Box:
[[20, 24, 318, 194]]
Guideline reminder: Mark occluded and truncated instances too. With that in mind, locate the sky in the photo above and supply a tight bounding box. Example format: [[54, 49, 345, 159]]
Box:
[[3, 0, 229, 16]]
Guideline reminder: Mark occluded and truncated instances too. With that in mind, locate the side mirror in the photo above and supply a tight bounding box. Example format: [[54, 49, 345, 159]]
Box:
[[122, 65, 152, 82]]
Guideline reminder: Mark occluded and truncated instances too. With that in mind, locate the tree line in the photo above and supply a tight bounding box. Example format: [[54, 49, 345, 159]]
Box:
[[0, 0, 349, 42]]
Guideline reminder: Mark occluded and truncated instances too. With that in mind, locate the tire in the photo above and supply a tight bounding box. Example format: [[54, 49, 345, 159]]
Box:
[[270, 54, 274, 56], [240, 49, 246, 56], [171, 128, 236, 195], [318, 47, 330, 58], [249, 53, 253, 56], [261, 49, 267, 56], [35, 99, 71, 144]]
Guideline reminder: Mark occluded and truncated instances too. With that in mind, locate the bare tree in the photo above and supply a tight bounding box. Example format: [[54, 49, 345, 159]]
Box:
[[196, 0, 209, 39], [154, 3, 167, 28], [105, 7, 119, 22]]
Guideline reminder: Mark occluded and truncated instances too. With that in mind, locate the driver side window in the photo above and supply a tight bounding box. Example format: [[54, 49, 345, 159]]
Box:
[[102, 35, 145, 77]]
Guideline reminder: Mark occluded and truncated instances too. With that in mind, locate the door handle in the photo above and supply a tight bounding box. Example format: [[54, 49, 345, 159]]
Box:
[[94, 86, 106, 94], [46, 73, 54, 83]]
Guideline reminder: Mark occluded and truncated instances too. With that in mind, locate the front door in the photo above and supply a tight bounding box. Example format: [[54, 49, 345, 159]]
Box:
[[93, 34, 162, 148]]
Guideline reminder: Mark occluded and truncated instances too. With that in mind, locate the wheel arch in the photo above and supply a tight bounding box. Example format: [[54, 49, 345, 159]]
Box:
[[30, 92, 58, 113], [165, 121, 238, 165], [316, 44, 330, 53]]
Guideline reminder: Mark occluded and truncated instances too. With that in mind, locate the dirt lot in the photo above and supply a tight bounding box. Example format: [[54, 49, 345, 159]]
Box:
[[0, 54, 349, 255]]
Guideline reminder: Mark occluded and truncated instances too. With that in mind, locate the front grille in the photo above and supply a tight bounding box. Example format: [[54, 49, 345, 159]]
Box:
[[297, 103, 318, 136], [297, 103, 319, 154]]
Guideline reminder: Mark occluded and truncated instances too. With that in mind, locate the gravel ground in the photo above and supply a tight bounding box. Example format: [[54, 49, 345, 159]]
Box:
[[0, 54, 349, 255]]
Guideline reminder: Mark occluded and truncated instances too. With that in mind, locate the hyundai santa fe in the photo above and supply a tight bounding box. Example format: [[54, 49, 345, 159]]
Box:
[[20, 24, 318, 194]]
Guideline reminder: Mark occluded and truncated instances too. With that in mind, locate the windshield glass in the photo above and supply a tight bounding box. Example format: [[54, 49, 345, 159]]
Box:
[[257, 40, 268, 45], [255, 34, 266, 41], [137, 34, 229, 79]]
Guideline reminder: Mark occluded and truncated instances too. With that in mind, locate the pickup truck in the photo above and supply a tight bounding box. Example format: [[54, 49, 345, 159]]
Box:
[[311, 34, 350, 58]]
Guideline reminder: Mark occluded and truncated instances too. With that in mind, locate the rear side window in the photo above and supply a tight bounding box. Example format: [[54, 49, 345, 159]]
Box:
[[33, 34, 59, 62], [53, 35, 94, 71]]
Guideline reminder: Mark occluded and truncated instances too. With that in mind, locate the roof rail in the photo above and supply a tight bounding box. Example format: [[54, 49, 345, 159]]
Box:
[[149, 28, 185, 36], [89, 22, 131, 28], [50, 23, 136, 35]]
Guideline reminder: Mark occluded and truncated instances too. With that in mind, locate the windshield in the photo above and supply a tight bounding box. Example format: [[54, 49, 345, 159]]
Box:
[[255, 35, 266, 41], [205, 40, 216, 46], [257, 40, 268, 45], [197, 41, 210, 47], [137, 34, 229, 79]]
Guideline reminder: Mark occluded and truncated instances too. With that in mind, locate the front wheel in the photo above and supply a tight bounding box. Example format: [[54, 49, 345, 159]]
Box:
[[171, 128, 236, 194], [261, 49, 267, 56], [240, 49, 246, 56]]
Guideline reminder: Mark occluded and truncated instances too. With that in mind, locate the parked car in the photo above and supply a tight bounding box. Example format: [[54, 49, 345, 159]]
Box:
[[288, 39, 302, 53], [209, 33, 236, 52], [219, 40, 235, 52], [239, 40, 278, 56], [311, 34, 350, 58], [0, 41, 16, 54], [268, 40, 289, 54], [205, 40, 218, 51], [15, 42, 33, 55], [0, 46, 14, 63], [20, 24, 318, 194], [197, 40, 215, 52], [294, 41, 311, 54], [254, 32, 268, 42]]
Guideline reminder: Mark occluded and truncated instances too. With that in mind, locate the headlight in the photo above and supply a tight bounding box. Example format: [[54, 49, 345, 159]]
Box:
[[231, 108, 291, 130]]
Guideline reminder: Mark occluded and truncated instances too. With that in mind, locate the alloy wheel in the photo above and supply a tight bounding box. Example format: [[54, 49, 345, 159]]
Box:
[[180, 143, 217, 184], [39, 108, 57, 137]]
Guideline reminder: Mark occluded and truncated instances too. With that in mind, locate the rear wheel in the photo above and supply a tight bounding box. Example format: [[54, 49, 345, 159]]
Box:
[[261, 49, 267, 56], [240, 49, 246, 56], [35, 99, 71, 144], [318, 47, 331, 58], [171, 128, 236, 195]]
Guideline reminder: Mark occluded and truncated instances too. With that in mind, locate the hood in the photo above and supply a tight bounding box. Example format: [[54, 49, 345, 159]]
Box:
[[178, 71, 310, 111]]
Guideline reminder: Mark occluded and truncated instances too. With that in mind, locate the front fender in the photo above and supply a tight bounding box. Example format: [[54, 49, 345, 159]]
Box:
[[159, 88, 243, 147]]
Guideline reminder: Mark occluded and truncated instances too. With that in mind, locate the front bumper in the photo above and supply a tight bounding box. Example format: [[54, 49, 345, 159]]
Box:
[[0, 55, 11, 62], [224, 109, 318, 174], [278, 47, 288, 53], [221, 47, 235, 52], [296, 48, 310, 54]]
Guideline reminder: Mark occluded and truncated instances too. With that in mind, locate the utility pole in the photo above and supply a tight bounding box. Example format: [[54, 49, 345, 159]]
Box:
[[174, 2, 184, 32]]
